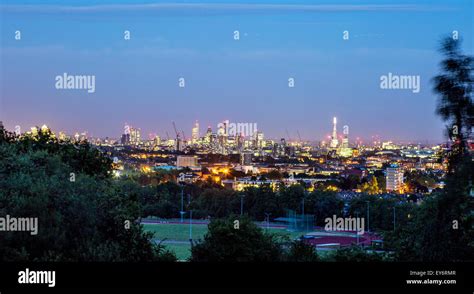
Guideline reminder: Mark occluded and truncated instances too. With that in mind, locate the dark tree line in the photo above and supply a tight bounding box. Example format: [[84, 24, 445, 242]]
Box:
[[0, 128, 176, 262]]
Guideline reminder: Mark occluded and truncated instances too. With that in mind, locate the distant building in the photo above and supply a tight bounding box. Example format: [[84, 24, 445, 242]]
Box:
[[130, 127, 141, 145], [240, 152, 252, 165], [386, 165, 404, 193], [176, 156, 199, 168], [192, 120, 199, 144], [330, 117, 339, 148], [122, 124, 131, 145], [121, 133, 130, 145], [153, 135, 161, 146], [338, 124, 352, 157], [382, 141, 398, 150], [253, 131, 265, 149], [58, 131, 67, 141], [204, 126, 212, 144]]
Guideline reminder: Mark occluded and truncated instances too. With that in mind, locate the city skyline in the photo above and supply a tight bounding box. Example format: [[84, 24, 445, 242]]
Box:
[[2, 117, 443, 145], [1, 0, 473, 142]]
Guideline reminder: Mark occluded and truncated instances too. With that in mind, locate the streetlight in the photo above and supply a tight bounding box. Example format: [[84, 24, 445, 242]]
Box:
[[302, 190, 308, 230], [356, 211, 359, 245], [180, 187, 185, 223], [240, 194, 245, 216], [366, 201, 370, 234], [264, 212, 271, 230], [189, 210, 193, 244], [393, 206, 396, 231], [187, 194, 193, 244], [301, 194, 305, 217]]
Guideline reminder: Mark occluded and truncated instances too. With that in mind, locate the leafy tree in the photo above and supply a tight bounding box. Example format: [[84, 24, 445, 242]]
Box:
[[348, 195, 416, 232], [314, 179, 340, 192], [357, 176, 381, 195], [0, 129, 176, 262], [284, 240, 319, 262], [433, 37, 473, 172], [325, 246, 391, 262], [373, 170, 386, 193], [306, 191, 344, 226], [404, 170, 438, 193], [190, 217, 282, 262], [244, 185, 281, 220], [193, 188, 238, 218], [266, 170, 283, 180], [277, 184, 306, 212], [339, 174, 361, 191], [388, 36, 474, 262]]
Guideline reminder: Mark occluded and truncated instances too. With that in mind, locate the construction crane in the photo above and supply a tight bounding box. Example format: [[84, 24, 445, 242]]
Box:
[[181, 130, 186, 142], [297, 130, 302, 142], [172, 121, 180, 139], [172, 121, 181, 151], [285, 129, 292, 142]]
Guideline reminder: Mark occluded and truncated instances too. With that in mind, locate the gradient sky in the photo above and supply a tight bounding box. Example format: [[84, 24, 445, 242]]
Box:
[[1, 0, 473, 142]]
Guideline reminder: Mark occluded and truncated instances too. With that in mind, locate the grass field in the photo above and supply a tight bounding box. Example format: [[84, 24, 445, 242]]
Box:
[[163, 243, 193, 260], [144, 223, 209, 242], [143, 222, 310, 260]]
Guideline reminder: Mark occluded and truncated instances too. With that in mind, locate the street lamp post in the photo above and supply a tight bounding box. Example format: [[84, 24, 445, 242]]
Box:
[[180, 187, 184, 223], [302, 196, 305, 217], [264, 212, 271, 230], [189, 210, 193, 244], [393, 206, 396, 231], [302, 190, 307, 230], [240, 194, 245, 216], [356, 212, 359, 245], [366, 201, 370, 234]]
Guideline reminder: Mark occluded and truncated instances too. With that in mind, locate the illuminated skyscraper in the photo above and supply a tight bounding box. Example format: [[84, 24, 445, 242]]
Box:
[[192, 120, 199, 144], [130, 127, 141, 145], [338, 124, 353, 157], [253, 131, 264, 149], [120, 124, 140, 146], [217, 120, 228, 148], [223, 120, 229, 136], [121, 124, 131, 145], [204, 126, 212, 144], [279, 138, 287, 156], [342, 125, 349, 148], [124, 124, 130, 136], [330, 117, 339, 148]]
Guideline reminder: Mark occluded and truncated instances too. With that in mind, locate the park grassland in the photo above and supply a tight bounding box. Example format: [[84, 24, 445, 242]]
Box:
[[143, 223, 309, 260]]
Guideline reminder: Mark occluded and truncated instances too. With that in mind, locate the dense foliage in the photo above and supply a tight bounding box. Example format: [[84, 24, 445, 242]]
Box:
[[0, 128, 176, 262]]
